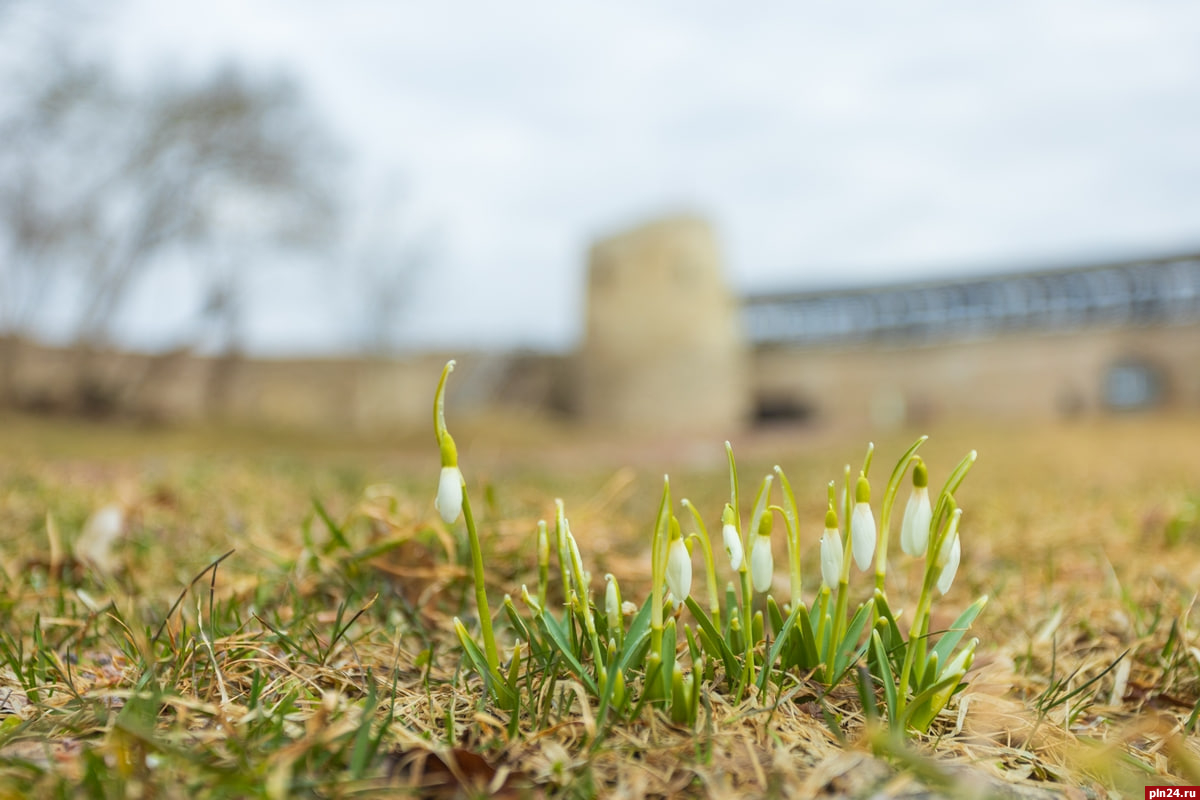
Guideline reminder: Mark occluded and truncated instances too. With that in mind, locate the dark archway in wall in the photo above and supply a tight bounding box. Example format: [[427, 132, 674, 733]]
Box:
[[753, 393, 816, 426]]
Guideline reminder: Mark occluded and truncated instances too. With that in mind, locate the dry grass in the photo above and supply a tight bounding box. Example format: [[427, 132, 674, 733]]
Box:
[[0, 412, 1198, 798]]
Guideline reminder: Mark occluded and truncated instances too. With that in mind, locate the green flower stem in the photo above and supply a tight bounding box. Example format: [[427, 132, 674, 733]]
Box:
[[736, 565, 756, 700], [815, 585, 831, 657], [566, 530, 604, 672], [682, 499, 721, 630], [895, 548, 940, 718], [896, 501, 961, 717], [861, 442, 875, 480], [536, 520, 550, 609], [725, 442, 741, 524], [841, 465, 854, 556], [555, 501, 575, 610], [828, 575, 850, 684], [650, 477, 671, 666], [460, 484, 500, 675], [773, 466, 803, 608], [824, 490, 856, 684], [433, 361, 454, 446]]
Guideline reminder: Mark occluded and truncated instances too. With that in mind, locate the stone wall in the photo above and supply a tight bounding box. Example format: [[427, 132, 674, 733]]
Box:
[[0, 339, 566, 435], [5, 218, 1200, 437], [752, 322, 1200, 429]]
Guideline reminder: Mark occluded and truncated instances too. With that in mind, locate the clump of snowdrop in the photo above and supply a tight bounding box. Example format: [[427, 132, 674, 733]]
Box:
[[437, 360, 985, 737]]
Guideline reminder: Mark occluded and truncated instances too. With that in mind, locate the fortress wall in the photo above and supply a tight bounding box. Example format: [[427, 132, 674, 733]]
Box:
[[752, 322, 1200, 428]]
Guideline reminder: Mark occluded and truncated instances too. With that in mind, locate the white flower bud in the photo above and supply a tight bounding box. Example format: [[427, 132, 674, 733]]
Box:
[[722, 523, 744, 571], [750, 534, 773, 593], [820, 527, 843, 590], [850, 502, 876, 571], [435, 466, 463, 524], [605, 574, 621, 636], [937, 530, 961, 595], [900, 485, 933, 557], [665, 535, 692, 602]]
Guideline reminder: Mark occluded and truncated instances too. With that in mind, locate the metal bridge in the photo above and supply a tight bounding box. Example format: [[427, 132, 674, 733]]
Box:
[[744, 252, 1200, 347]]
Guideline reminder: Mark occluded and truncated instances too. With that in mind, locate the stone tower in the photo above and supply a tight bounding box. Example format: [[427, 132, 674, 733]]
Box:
[[578, 215, 749, 435]]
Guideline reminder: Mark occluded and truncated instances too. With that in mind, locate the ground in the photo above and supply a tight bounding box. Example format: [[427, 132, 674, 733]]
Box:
[[0, 410, 1197, 798]]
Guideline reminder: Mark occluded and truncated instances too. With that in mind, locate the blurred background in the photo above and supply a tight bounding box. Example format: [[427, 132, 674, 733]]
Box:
[[2, 0, 1200, 440]]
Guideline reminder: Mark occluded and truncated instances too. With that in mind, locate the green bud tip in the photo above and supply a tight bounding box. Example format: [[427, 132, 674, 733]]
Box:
[[855, 474, 871, 504], [439, 431, 459, 468], [757, 510, 773, 537], [824, 506, 838, 530], [722, 503, 736, 526], [913, 459, 928, 488]]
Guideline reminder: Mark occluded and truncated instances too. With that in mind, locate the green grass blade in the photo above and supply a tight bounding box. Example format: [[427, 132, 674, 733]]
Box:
[[757, 601, 804, 693], [685, 595, 739, 684], [929, 595, 987, 669], [872, 591, 907, 672], [834, 603, 872, 677], [536, 611, 598, 694], [311, 496, 351, 553], [869, 629, 898, 722], [455, 619, 516, 708]]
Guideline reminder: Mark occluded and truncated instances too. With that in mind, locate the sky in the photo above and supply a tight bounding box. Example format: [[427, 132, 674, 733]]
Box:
[[22, 2, 1200, 354]]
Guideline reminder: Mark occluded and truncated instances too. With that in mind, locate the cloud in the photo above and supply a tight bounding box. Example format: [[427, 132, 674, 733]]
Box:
[[90, 1, 1200, 352]]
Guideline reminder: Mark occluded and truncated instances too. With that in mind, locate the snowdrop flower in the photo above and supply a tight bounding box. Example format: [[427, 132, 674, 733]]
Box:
[[433, 363, 463, 525], [936, 509, 963, 595], [435, 465, 463, 524], [850, 475, 876, 571], [665, 531, 692, 602], [432, 367, 463, 527], [900, 460, 933, 557], [819, 508, 843, 590], [721, 504, 743, 571], [750, 513, 774, 593], [937, 533, 961, 595]]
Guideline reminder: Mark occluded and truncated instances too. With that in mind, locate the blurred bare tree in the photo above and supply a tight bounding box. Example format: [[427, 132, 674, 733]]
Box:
[[345, 178, 436, 358], [0, 46, 342, 412]]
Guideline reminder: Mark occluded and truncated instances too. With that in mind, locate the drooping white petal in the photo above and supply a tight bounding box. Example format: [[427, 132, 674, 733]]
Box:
[[435, 466, 463, 524], [850, 502, 876, 571], [750, 534, 774, 593], [937, 532, 961, 595], [820, 528, 843, 589], [900, 486, 933, 557], [665, 536, 692, 602], [722, 523, 744, 571]]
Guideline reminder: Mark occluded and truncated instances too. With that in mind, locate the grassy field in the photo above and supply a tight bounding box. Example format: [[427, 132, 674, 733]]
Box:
[[0, 408, 1198, 798]]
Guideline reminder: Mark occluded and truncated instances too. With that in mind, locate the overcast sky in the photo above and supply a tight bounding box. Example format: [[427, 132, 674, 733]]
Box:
[[49, 2, 1200, 352]]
